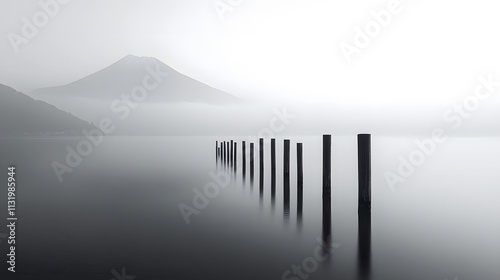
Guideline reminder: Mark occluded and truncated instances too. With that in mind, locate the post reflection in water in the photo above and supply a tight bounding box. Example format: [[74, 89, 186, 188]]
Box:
[[259, 168, 264, 200], [321, 196, 332, 265], [259, 173, 264, 208], [357, 211, 372, 280]]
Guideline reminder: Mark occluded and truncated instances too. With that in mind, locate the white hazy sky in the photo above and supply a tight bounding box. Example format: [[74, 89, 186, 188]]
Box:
[[1, 0, 500, 104]]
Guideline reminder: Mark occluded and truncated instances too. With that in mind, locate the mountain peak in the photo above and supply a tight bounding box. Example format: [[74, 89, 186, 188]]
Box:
[[112, 55, 170, 70], [119, 54, 157, 62], [29, 56, 237, 104]]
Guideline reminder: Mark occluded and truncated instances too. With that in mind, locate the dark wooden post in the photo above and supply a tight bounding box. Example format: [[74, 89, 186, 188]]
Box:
[[216, 141, 218, 162], [284, 139, 290, 212], [271, 138, 276, 200], [322, 135, 332, 249], [234, 142, 237, 172], [242, 141, 246, 178], [259, 138, 264, 175], [226, 142, 230, 167], [297, 143, 303, 216], [230, 140, 234, 168], [250, 143, 254, 181], [323, 135, 331, 201], [259, 138, 264, 194], [221, 142, 224, 166], [358, 134, 371, 213], [222, 141, 226, 167]]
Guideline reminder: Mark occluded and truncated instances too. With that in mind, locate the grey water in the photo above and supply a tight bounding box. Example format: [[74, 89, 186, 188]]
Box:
[[0, 136, 499, 280]]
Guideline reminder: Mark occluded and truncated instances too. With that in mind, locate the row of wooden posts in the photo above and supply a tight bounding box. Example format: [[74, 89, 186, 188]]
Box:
[[215, 134, 371, 213]]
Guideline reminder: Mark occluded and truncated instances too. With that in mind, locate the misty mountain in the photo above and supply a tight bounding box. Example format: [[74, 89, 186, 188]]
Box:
[[0, 84, 94, 136], [29, 55, 237, 103]]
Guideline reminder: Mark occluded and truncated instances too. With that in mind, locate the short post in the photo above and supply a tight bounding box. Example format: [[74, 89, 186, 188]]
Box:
[[271, 138, 276, 200], [358, 134, 371, 213], [221, 142, 224, 165], [259, 138, 264, 174], [259, 138, 264, 194], [284, 139, 290, 210], [297, 143, 303, 216], [250, 143, 254, 181], [234, 142, 237, 172], [230, 140, 234, 168], [223, 142, 225, 166], [227, 142, 230, 167], [242, 141, 246, 178]]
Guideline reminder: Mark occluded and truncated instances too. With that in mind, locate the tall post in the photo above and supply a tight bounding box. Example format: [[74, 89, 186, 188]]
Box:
[[358, 134, 371, 213], [284, 139, 290, 215], [297, 143, 303, 216], [323, 135, 331, 201], [322, 135, 331, 230], [271, 138, 276, 200], [216, 141, 218, 163]]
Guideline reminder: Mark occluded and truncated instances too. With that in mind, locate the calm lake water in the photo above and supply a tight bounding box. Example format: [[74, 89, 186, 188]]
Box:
[[0, 136, 499, 280]]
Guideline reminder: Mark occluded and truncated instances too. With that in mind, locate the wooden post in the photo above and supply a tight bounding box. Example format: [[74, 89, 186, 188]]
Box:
[[216, 141, 218, 163], [222, 141, 226, 167], [323, 135, 331, 200], [226, 142, 230, 167], [297, 143, 303, 216], [284, 139, 290, 211], [242, 141, 246, 178], [358, 134, 371, 213], [234, 142, 237, 172], [322, 135, 332, 230], [250, 143, 254, 181], [259, 138, 264, 194], [259, 138, 264, 175], [271, 138, 276, 200], [230, 140, 234, 168], [221, 142, 224, 166]]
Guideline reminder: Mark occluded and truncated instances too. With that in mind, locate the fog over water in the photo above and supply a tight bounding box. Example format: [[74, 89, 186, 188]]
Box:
[[1, 1, 500, 279]]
